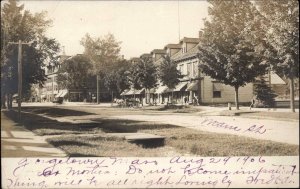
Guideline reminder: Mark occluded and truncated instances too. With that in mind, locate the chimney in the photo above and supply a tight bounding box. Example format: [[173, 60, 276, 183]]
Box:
[[199, 31, 203, 39]]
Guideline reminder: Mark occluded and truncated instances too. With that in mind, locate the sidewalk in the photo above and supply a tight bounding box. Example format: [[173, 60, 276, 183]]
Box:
[[1, 110, 66, 157]]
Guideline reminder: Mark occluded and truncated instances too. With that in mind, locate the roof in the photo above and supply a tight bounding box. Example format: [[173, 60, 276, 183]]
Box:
[[270, 72, 286, 85], [164, 44, 181, 49], [140, 53, 152, 59], [170, 50, 183, 60], [151, 49, 166, 54], [173, 45, 199, 62], [180, 37, 200, 44], [129, 57, 140, 63]]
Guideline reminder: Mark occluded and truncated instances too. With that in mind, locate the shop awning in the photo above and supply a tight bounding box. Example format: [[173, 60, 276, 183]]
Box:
[[174, 82, 188, 91], [148, 88, 156, 94], [186, 81, 199, 91], [124, 88, 145, 95], [55, 91, 63, 97], [213, 83, 223, 91], [155, 86, 168, 94], [41, 94, 46, 98], [120, 89, 130, 96], [60, 91, 68, 97], [12, 94, 18, 98]]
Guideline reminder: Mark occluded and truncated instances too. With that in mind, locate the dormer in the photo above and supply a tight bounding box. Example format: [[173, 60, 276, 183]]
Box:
[[164, 44, 181, 57], [179, 37, 200, 53], [150, 49, 166, 62]]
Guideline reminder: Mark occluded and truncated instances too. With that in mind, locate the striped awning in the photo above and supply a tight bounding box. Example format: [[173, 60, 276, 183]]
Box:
[[120, 89, 130, 96], [147, 88, 156, 94], [186, 81, 198, 91], [60, 91, 68, 97], [55, 91, 63, 97], [155, 86, 168, 94], [174, 82, 188, 91], [124, 88, 145, 95]]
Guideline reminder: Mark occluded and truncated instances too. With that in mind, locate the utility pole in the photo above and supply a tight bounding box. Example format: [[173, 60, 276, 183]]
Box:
[[8, 40, 32, 121], [97, 75, 100, 104]]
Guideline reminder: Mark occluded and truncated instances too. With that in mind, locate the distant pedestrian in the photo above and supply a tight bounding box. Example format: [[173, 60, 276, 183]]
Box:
[[184, 97, 188, 105], [250, 96, 256, 110]]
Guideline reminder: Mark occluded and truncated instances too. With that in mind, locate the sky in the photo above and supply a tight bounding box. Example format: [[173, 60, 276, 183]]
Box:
[[17, 0, 210, 59]]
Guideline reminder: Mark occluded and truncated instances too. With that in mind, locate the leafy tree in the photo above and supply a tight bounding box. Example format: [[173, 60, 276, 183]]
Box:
[[115, 60, 131, 93], [255, 0, 299, 112], [159, 55, 182, 102], [254, 77, 278, 108], [128, 65, 142, 99], [57, 55, 94, 91], [103, 59, 132, 102], [197, 0, 268, 110], [1, 0, 60, 108], [135, 57, 157, 104], [80, 33, 121, 75], [80, 33, 121, 102]]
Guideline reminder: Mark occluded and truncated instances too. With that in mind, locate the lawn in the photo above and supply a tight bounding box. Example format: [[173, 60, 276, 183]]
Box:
[[4, 107, 299, 157]]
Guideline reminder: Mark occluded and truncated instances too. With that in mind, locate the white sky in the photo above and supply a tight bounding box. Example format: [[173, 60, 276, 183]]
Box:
[[17, 0, 209, 59]]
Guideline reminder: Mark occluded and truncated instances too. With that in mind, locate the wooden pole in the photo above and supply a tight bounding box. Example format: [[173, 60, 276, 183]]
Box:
[[18, 40, 22, 120]]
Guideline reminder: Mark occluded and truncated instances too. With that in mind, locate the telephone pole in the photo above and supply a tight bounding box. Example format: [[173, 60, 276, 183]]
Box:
[[8, 40, 32, 121], [97, 75, 100, 104]]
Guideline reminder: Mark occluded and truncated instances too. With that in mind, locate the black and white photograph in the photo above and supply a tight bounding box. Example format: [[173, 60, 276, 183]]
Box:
[[1, 0, 299, 188]]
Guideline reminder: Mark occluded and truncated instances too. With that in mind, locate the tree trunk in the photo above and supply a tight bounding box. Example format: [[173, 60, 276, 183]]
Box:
[[290, 78, 295, 112], [234, 86, 239, 110], [1, 93, 6, 109], [145, 88, 147, 105]]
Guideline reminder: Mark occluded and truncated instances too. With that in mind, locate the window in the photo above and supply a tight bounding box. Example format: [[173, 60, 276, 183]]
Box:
[[213, 91, 221, 98], [213, 82, 223, 98], [193, 62, 198, 77], [179, 64, 184, 74], [187, 63, 191, 77]]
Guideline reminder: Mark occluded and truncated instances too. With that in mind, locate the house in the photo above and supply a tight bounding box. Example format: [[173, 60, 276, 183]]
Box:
[[121, 31, 290, 107], [40, 54, 70, 102]]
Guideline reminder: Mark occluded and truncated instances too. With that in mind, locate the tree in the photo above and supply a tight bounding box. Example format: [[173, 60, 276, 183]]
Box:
[[80, 33, 121, 103], [1, 0, 60, 108], [57, 55, 94, 91], [197, 0, 268, 110], [80, 33, 121, 75], [254, 77, 278, 108], [128, 65, 142, 100], [255, 0, 299, 112], [115, 60, 131, 93], [135, 57, 157, 104], [159, 55, 182, 102]]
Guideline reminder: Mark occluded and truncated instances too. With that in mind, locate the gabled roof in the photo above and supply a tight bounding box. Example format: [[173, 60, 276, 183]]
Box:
[[180, 37, 200, 44], [140, 53, 152, 59], [164, 44, 181, 49], [173, 45, 200, 62], [151, 49, 166, 54], [270, 72, 286, 85]]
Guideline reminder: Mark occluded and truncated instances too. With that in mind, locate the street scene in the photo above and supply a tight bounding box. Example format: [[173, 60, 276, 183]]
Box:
[[1, 1, 299, 188]]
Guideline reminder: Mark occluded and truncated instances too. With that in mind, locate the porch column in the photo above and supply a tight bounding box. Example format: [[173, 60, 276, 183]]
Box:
[[189, 91, 193, 104]]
